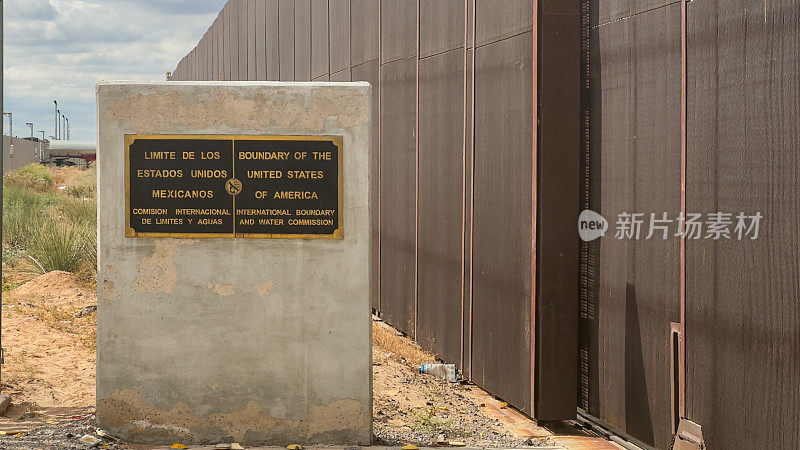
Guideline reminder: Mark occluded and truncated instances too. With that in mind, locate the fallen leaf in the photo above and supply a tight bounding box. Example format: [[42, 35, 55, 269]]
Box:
[[500, 402, 509, 409], [287, 444, 304, 450], [449, 442, 467, 447], [402, 445, 419, 450], [79, 435, 103, 446], [170, 445, 188, 449], [13, 433, 24, 438], [97, 429, 117, 440], [439, 406, 447, 410]]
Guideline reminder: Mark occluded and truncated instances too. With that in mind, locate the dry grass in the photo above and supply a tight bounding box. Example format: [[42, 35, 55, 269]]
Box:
[[50, 165, 96, 198], [3, 164, 53, 192], [10, 350, 38, 382], [3, 164, 97, 286], [373, 320, 437, 367]]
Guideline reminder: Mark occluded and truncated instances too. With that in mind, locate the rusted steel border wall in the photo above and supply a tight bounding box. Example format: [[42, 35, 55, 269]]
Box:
[[169, 0, 579, 420], [582, 1, 800, 449], [685, 1, 800, 449]]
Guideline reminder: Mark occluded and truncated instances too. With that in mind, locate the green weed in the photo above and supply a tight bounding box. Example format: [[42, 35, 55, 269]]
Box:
[[25, 222, 95, 274], [414, 406, 454, 433], [3, 165, 97, 280], [2, 277, 19, 292]]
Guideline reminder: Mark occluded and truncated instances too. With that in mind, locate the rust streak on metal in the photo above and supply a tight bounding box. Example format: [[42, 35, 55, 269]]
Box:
[[468, 0, 477, 379], [530, 0, 539, 416], [679, 0, 688, 421]]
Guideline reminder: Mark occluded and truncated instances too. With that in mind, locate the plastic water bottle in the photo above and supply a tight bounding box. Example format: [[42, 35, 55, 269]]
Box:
[[420, 363, 457, 382]]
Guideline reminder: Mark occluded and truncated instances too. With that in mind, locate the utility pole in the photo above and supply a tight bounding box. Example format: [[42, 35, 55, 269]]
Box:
[[26, 123, 34, 158], [65, 117, 70, 140], [54, 101, 58, 139], [39, 130, 46, 161], [56, 109, 60, 139], [2, 0, 6, 376], [61, 114, 65, 140]]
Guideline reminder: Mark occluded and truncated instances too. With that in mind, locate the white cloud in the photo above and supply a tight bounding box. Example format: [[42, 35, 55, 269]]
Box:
[[3, 0, 227, 141], [6, 0, 58, 21]]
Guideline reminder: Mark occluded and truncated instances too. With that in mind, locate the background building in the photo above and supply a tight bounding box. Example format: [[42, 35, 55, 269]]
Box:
[[170, 1, 800, 449], [2, 136, 41, 171]]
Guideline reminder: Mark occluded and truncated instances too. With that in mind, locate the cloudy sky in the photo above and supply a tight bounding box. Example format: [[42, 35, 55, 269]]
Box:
[[4, 0, 227, 142]]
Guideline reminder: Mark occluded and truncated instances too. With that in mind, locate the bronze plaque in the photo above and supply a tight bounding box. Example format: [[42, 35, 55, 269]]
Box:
[[125, 135, 343, 239]]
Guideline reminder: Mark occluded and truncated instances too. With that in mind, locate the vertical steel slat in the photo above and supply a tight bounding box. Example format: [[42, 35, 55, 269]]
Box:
[[377, 0, 382, 314], [678, 0, 688, 422], [277, 0, 281, 78], [346, 1, 350, 71], [327, 0, 331, 77], [578, 0, 595, 415], [413, 0, 420, 341], [460, 0, 469, 374]]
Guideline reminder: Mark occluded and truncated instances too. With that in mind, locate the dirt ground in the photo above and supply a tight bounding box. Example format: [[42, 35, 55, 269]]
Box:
[[2, 271, 96, 408], [0, 271, 616, 449], [371, 320, 554, 447]]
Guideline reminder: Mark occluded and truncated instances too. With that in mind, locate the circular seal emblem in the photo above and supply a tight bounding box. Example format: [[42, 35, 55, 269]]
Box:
[[225, 178, 242, 196]]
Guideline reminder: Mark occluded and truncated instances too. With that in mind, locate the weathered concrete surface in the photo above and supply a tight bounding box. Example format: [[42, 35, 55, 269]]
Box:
[[96, 81, 372, 446]]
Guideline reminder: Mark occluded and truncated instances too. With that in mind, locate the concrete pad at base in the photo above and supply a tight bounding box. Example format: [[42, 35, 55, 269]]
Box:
[[96, 81, 372, 446]]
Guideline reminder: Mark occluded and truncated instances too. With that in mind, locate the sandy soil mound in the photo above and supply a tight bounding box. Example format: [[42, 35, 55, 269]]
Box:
[[1, 271, 96, 409], [371, 320, 553, 447], [9, 271, 94, 309]]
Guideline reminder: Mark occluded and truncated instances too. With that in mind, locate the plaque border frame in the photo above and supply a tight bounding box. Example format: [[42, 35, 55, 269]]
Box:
[[124, 134, 344, 240]]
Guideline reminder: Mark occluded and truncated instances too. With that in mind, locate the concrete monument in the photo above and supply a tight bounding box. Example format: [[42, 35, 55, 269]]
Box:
[[96, 81, 372, 445]]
